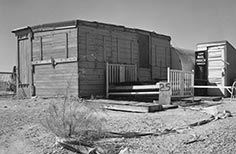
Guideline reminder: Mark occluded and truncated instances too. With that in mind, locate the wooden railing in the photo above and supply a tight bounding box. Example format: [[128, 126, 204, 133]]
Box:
[[167, 68, 194, 98], [106, 65, 194, 99], [106, 63, 137, 85], [106, 63, 137, 97]]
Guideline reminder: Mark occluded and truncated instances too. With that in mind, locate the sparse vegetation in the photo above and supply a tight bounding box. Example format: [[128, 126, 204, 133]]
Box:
[[1, 97, 236, 154], [38, 75, 125, 153], [41, 96, 106, 139]]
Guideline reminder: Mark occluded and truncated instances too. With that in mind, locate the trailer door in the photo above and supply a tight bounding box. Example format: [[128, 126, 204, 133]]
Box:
[[207, 46, 226, 95]]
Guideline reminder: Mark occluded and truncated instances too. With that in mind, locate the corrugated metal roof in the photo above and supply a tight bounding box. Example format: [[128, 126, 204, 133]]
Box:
[[172, 47, 195, 71]]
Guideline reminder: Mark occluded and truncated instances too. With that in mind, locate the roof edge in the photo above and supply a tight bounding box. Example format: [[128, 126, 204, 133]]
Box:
[[196, 40, 228, 46], [12, 26, 31, 33], [12, 19, 171, 41]]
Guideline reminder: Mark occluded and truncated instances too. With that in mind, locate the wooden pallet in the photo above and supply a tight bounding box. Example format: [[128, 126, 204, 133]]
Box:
[[91, 99, 163, 113]]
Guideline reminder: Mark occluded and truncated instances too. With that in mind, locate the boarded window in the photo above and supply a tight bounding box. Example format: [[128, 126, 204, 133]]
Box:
[[43, 33, 66, 59], [32, 29, 77, 61], [138, 34, 149, 68]]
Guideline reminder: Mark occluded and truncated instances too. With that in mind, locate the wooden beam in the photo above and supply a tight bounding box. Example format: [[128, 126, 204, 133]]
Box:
[[117, 37, 119, 63], [106, 62, 109, 98], [103, 36, 106, 61], [0, 72, 13, 74], [32, 57, 78, 65], [110, 84, 159, 90], [65, 33, 69, 58], [29, 33, 33, 96], [104, 103, 163, 113], [130, 40, 133, 63], [194, 85, 232, 89], [93, 99, 163, 113], [109, 91, 160, 95], [85, 32, 88, 60], [16, 38, 20, 98], [40, 36, 43, 60], [155, 45, 157, 66]]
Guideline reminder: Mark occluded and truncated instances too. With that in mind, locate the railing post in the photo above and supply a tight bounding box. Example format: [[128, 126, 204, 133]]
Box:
[[120, 64, 125, 83], [106, 62, 109, 98], [167, 67, 170, 82], [191, 70, 195, 101]]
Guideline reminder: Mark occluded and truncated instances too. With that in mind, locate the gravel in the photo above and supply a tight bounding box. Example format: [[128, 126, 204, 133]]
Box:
[[0, 97, 236, 154]]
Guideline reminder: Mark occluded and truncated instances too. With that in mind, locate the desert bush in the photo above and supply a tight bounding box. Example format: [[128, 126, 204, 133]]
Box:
[[41, 96, 107, 141], [40, 79, 126, 154]]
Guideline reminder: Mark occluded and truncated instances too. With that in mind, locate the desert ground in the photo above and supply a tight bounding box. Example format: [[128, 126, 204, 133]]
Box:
[[0, 97, 236, 154]]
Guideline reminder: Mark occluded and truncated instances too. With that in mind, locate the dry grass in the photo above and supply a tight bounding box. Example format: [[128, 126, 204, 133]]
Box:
[[41, 95, 107, 141], [40, 79, 126, 153]]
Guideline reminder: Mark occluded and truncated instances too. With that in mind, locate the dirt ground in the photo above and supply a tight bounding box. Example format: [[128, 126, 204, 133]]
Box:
[[0, 97, 236, 154]]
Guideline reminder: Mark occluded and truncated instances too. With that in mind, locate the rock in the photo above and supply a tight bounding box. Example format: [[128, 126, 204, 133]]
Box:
[[119, 147, 130, 154], [203, 106, 218, 116]]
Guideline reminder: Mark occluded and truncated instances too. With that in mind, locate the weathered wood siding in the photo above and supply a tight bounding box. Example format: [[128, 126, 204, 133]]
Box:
[[32, 28, 77, 61], [78, 25, 139, 97], [151, 37, 171, 80], [225, 42, 236, 86], [34, 63, 78, 97], [19, 38, 31, 84], [138, 68, 151, 81], [32, 28, 78, 97], [137, 34, 171, 82], [137, 33, 151, 82], [14, 20, 172, 98], [17, 35, 33, 98], [78, 24, 171, 96]]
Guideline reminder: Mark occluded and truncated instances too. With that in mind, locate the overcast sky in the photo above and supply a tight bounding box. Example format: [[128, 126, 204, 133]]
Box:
[[0, 0, 236, 71]]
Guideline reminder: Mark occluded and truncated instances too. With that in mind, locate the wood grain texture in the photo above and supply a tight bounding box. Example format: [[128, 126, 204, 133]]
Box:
[[32, 28, 77, 61], [34, 62, 78, 97], [138, 68, 151, 81], [18, 37, 33, 98]]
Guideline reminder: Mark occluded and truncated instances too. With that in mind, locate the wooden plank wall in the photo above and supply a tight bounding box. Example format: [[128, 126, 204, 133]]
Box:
[[32, 28, 78, 97], [18, 37, 32, 98], [225, 43, 236, 86], [138, 68, 151, 81], [34, 63, 78, 97], [32, 28, 77, 61], [151, 37, 171, 80], [78, 26, 138, 97], [19, 40, 29, 84], [137, 33, 151, 82]]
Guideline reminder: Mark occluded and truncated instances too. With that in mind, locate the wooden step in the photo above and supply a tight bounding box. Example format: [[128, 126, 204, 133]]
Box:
[[109, 84, 160, 96], [109, 84, 159, 91], [181, 97, 201, 103], [91, 99, 163, 113], [109, 91, 160, 95]]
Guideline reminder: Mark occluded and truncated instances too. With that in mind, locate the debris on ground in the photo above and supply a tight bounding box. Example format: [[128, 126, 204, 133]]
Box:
[[188, 110, 233, 127], [183, 134, 206, 145], [1, 98, 236, 154]]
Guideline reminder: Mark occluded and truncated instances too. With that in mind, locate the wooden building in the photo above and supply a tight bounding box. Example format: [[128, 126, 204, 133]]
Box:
[[12, 20, 174, 98], [195, 40, 236, 96]]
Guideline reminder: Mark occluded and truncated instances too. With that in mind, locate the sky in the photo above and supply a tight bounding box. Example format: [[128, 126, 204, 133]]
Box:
[[0, 0, 236, 71]]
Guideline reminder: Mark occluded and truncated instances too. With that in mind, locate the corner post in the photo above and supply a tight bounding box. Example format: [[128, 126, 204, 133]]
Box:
[[106, 62, 109, 98], [167, 67, 170, 82]]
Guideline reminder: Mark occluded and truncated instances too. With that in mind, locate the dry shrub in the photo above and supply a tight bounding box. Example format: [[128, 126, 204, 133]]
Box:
[[41, 96, 107, 142]]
